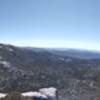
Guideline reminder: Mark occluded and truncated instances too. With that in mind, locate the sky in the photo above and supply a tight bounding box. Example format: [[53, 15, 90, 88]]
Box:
[[0, 0, 100, 50]]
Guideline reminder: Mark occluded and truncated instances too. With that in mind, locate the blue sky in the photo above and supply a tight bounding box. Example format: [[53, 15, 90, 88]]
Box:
[[0, 0, 100, 50]]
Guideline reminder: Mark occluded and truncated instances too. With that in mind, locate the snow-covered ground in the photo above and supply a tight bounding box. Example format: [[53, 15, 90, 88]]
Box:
[[0, 93, 7, 99], [39, 87, 57, 97], [0, 61, 10, 68], [21, 91, 47, 99], [0, 87, 57, 100], [21, 87, 57, 100]]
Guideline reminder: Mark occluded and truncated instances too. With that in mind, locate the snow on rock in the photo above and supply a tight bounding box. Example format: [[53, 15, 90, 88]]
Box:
[[0, 61, 10, 68], [0, 93, 7, 99], [21, 91, 47, 99], [21, 87, 58, 100], [0, 56, 2, 60], [8, 48, 14, 52], [0, 46, 3, 49], [39, 87, 57, 97]]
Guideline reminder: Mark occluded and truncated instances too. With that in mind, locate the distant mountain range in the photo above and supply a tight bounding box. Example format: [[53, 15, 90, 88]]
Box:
[[24, 47, 100, 59], [0, 43, 100, 100]]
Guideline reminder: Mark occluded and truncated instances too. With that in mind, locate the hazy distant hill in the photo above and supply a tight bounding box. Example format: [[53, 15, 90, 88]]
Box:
[[48, 49, 100, 59], [25, 47, 100, 59], [0, 44, 100, 100]]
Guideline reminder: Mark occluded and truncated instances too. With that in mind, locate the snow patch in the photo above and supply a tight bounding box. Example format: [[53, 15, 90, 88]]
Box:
[[0, 46, 3, 49], [0, 56, 2, 60], [21, 87, 57, 99], [0, 61, 10, 68], [0, 93, 7, 98], [21, 92, 47, 98], [8, 48, 14, 52], [39, 87, 57, 97]]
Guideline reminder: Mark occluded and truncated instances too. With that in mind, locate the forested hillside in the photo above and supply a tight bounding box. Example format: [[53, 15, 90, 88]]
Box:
[[0, 44, 100, 100]]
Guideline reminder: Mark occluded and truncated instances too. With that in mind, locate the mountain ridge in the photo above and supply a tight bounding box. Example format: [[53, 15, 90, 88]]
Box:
[[23, 46, 100, 59], [0, 43, 100, 100]]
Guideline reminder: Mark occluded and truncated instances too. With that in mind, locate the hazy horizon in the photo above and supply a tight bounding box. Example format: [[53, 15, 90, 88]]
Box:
[[1, 42, 100, 53]]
